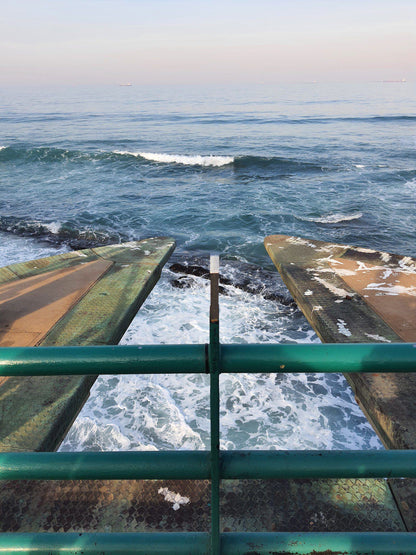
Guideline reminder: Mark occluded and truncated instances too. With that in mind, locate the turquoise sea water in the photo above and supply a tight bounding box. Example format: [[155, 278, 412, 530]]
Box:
[[0, 82, 415, 451]]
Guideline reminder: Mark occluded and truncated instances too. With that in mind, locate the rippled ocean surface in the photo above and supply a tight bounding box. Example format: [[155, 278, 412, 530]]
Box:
[[1, 82, 415, 451]]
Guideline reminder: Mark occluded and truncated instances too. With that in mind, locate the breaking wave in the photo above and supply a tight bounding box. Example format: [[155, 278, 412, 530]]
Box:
[[2, 146, 329, 174], [115, 151, 328, 172], [115, 151, 234, 167], [297, 212, 363, 224]]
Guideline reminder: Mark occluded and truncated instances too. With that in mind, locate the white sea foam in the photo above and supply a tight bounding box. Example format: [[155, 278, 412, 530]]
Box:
[[60, 269, 381, 452], [0, 234, 383, 452], [0, 146, 6, 151], [115, 151, 234, 167], [300, 212, 363, 224], [0, 231, 68, 268], [43, 221, 62, 234]]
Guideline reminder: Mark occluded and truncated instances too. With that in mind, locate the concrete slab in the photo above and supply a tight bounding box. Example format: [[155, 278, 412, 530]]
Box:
[[0, 260, 112, 347], [330, 257, 416, 342], [265, 234, 416, 530], [1, 234, 413, 536], [0, 237, 175, 452]]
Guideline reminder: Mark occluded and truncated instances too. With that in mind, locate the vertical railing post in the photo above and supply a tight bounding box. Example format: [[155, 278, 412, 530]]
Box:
[[209, 254, 221, 555]]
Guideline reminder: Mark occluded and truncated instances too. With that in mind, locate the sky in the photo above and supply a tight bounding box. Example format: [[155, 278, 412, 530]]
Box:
[[1, 0, 415, 86]]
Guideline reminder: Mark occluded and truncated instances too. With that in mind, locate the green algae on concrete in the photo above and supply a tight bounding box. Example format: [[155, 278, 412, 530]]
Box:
[[0, 237, 175, 452]]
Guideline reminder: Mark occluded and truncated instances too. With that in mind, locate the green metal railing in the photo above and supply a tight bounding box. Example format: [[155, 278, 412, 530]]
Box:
[[1, 256, 416, 553]]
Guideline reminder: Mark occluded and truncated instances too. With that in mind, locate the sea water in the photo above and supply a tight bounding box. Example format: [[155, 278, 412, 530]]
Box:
[[1, 82, 415, 451]]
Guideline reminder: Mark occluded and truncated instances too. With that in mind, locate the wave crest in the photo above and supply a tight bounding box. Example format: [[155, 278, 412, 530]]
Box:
[[2, 147, 327, 174], [234, 155, 325, 173], [115, 151, 234, 167], [298, 212, 363, 224]]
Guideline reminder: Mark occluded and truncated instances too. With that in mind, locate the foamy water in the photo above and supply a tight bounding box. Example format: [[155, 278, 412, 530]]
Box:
[[115, 151, 234, 167], [0, 233, 383, 452], [59, 265, 382, 452], [0, 232, 68, 266], [298, 213, 363, 224], [42, 221, 63, 234], [2, 82, 414, 454]]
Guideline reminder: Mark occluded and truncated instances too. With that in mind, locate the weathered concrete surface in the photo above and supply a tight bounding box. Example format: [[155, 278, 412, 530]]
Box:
[[329, 257, 416, 342], [0, 478, 404, 533], [1, 234, 414, 536], [0, 238, 175, 452], [0, 259, 112, 347], [265, 234, 416, 530]]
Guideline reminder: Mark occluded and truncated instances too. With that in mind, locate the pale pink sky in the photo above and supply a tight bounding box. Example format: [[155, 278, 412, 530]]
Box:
[[1, 0, 415, 85]]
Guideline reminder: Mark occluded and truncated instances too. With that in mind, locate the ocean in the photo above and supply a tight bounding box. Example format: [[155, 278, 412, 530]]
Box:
[[1, 82, 415, 452]]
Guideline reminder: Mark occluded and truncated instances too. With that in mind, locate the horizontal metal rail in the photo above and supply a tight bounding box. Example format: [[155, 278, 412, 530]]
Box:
[[0, 342, 415, 376], [2, 253, 416, 554], [0, 532, 416, 554], [1, 341, 416, 555], [1, 450, 416, 480]]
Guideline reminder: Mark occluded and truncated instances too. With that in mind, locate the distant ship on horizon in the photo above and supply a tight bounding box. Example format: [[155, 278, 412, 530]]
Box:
[[119, 83, 132, 87], [382, 78, 407, 83]]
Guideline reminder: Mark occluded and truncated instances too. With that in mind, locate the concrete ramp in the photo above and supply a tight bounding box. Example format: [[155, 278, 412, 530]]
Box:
[[0, 238, 175, 452], [265, 234, 416, 530]]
